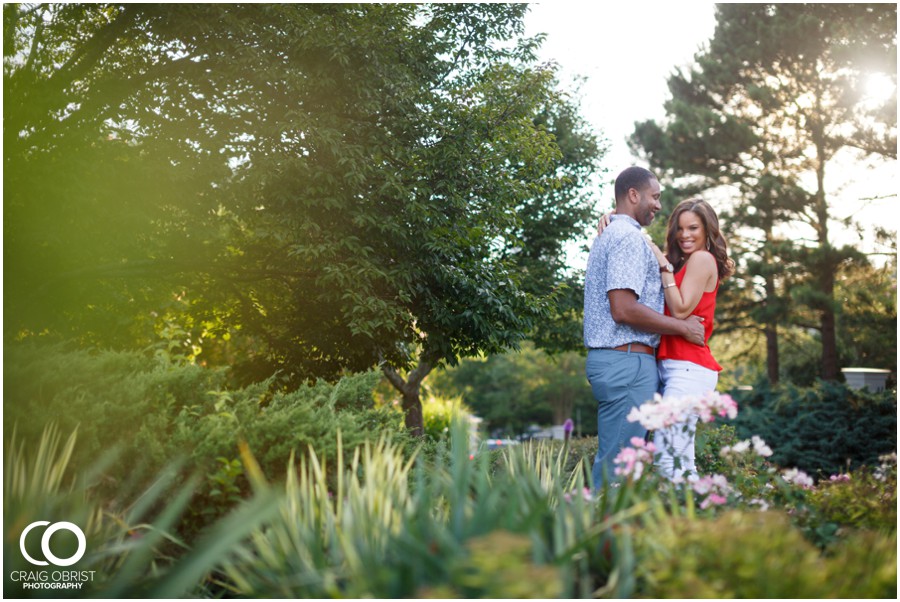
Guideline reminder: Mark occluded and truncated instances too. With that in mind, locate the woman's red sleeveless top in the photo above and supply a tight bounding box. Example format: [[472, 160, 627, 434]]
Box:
[[657, 267, 722, 371]]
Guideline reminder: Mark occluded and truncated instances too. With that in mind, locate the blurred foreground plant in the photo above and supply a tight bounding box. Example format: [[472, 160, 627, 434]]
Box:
[[633, 509, 896, 598], [3, 424, 280, 598], [221, 418, 649, 597]]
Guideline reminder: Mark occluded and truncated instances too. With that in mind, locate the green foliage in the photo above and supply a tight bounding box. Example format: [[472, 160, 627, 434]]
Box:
[[4, 341, 226, 474], [416, 531, 564, 599], [807, 453, 897, 533], [694, 421, 739, 476], [634, 510, 897, 599], [3, 340, 403, 535], [4, 415, 895, 598], [728, 379, 897, 477], [430, 343, 596, 436], [835, 258, 898, 371], [194, 457, 245, 525], [421, 394, 470, 442], [3, 423, 282, 599], [220, 420, 622, 597], [4, 3, 604, 427]]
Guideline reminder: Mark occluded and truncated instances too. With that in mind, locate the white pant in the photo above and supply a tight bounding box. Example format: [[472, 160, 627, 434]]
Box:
[[654, 359, 719, 480]]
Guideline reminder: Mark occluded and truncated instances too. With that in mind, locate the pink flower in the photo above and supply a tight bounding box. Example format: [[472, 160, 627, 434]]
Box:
[[627, 391, 738, 432], [613, 438, 656, 480], [700, 493, 727, 509], [564, 487, 594, 503], [691, 473, 733, 509]]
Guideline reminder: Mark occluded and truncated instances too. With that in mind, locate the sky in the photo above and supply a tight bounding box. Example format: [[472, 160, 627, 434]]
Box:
[[524, 1, 719, 206]]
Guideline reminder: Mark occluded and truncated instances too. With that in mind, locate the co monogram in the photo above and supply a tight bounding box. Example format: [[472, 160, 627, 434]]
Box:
[[19, 521, 86, 567]]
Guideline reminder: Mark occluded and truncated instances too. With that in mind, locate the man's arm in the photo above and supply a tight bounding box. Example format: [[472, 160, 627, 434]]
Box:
[[609, 289, 705, 345]]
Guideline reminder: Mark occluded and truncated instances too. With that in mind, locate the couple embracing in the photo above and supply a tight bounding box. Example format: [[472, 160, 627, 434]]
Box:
[[584, 166, 735, 488]]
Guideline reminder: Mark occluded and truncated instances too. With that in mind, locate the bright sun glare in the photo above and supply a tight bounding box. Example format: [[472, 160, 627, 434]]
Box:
[[863, 72, 896, 104]]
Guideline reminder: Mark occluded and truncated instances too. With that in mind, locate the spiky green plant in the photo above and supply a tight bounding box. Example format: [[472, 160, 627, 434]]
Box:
[[4, 424, 107, 598], [220, 419, 649, 597], [3, 424, 280, 598]]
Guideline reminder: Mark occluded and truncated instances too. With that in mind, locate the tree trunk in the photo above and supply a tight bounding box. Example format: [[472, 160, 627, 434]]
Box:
[[759, 223, 781, 385], [765, 322, 780, 384], [819, 267, 839, 380], [382, 357, 434, 438], [812, 105, 839, 381]]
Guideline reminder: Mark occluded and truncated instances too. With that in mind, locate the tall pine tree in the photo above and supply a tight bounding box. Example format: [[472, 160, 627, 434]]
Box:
[[632, 3, 896, 382]]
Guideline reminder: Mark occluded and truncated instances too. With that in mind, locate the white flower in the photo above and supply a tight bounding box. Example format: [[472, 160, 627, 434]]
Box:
[[782, 468, 814, 489], [749, 498, 771, 511], [721, 435, 773, 459], [720, 440, 751, 456], [751, 435, 773, 457]]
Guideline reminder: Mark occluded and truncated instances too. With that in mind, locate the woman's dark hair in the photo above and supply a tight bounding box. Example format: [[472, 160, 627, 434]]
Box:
[[665, 197, 735, 280]]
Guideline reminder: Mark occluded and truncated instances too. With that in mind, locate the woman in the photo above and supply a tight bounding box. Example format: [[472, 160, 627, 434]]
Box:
[[599, 198, 734, 480], [651, 198, 734, 480]]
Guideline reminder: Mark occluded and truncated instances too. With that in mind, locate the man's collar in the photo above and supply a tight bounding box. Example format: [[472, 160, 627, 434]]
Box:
[[610, 214, 641, 228]]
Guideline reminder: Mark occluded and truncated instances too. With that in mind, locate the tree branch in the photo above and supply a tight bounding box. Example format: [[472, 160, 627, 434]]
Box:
[[48, 5, 139, 95], [22, 6, 45, 74], [381, 365, 408, 393]]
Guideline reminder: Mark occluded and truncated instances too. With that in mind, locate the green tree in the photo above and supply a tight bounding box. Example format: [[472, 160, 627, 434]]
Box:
[[631, 3, 897, 382], [834, 257, 897, 371], [4, 4, 603, 435]]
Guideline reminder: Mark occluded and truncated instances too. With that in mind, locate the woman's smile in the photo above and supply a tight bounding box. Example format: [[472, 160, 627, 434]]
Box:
[[676, 211, 706, 256]]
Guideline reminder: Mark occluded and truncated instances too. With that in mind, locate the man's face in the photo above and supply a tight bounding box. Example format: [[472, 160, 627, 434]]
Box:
[[634, 178, 662, 227]]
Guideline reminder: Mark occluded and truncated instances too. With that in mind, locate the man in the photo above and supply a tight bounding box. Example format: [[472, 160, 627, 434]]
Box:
[[584, 166, 705, 488]]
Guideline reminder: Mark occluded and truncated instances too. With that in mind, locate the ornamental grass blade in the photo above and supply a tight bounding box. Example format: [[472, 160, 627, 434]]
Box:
[[146, 490, 281, 599]]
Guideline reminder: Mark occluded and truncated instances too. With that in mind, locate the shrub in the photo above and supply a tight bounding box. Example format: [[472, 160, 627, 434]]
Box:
[[635, 509, 897, 598], [4, 341, 225, 475], [221, 420, 634, 598], [695, 422, 739, 475], [416, 531, 563, 599], [421, 393, 470, 442], [807, 452, 897, 533], [727, 379, 896, 477], [3, 340, 406, 534]]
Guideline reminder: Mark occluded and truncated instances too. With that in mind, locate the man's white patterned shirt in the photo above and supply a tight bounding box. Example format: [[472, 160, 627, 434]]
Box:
[[583, 214, 664, 349]]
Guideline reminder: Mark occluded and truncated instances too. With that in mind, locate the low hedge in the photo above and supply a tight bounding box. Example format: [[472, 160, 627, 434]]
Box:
[[726, 379, 896, 478]]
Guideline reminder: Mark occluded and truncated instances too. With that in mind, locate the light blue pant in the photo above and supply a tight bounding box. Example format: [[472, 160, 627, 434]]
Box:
[[654, 359, 719, 480], [586, 349, 657, 489]]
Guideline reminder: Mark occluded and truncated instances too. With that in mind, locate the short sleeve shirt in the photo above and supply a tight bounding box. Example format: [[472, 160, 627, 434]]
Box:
[[583, 214, 664, 349]]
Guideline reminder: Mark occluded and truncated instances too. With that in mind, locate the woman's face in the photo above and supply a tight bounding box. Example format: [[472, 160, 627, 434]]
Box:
[[675, 210, 707, 256]]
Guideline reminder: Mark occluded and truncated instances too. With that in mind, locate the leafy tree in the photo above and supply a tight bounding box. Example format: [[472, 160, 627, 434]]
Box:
[[4, 4, 603, 435], [631, 3, 897, 382], [834, 257, 897, 371]]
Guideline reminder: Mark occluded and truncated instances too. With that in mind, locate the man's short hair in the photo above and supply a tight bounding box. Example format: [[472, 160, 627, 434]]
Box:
[[614, 166, 657, 203]]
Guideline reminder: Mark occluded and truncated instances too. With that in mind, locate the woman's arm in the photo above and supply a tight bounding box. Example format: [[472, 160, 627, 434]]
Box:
[[651, 244, 717, 319]]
